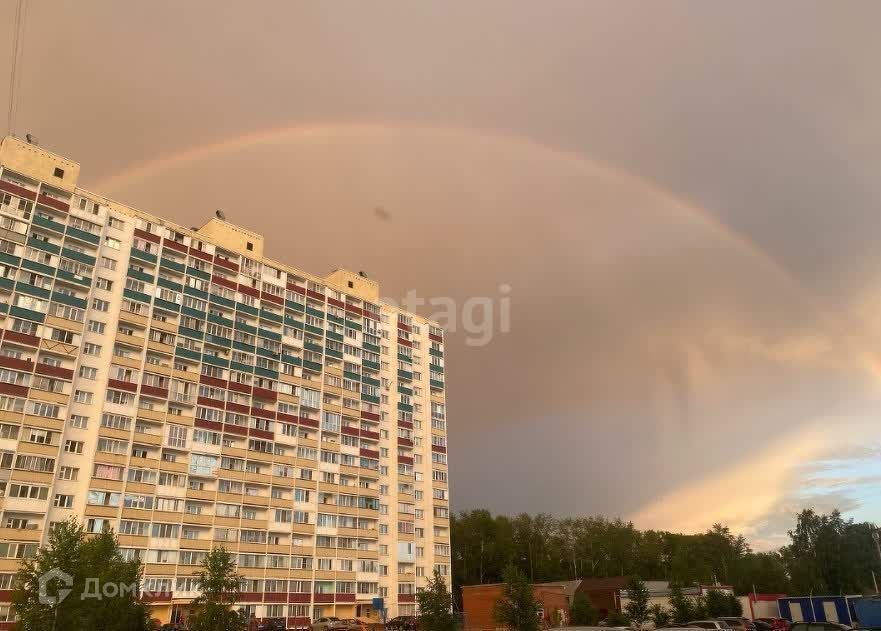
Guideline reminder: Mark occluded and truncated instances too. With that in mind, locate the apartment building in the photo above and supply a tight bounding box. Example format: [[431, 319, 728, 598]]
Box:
[[0, 135, 450, 627]]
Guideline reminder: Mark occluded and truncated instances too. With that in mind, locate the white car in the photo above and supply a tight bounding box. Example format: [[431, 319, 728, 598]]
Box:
[[312, 617, 349, 631]]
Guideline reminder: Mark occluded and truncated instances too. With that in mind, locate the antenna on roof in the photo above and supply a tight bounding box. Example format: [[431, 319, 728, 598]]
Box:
[[215, 209, 226, 220], [25, 133, 38, 145], [358, 271, 368, 278]]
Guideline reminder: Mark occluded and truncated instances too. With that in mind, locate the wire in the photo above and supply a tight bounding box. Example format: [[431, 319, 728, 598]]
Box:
[[6, 0, 28, 136]]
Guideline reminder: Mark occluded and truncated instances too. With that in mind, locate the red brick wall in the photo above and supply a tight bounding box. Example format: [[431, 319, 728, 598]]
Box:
[[462, 584, 569, 631]]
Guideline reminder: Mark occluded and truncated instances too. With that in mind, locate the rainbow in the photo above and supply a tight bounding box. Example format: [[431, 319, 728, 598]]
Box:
[[92, 121, 881, 383]]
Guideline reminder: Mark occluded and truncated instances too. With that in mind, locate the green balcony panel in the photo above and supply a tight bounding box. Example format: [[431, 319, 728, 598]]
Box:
[[398, 369, 413, 381], [157, 277, 183, 292], [236, 302, 259, 316], [362, 359, 380, 371], [127, 268, 155, 284], [284, 318, 304, 331], [255, 366, 279, 379], [175, 346, 202, 361], [15, 282, 50, 300], [304, 342, 323, 354], [0, 303, 8, 314], [361, 394, 380, 404], [160, 257, 186, 273], [305, 306, 325, 319], [21, 259, 55, 276], [362, 342, 380, 353], [129, 247, 157, 264], [64, 226, 100, 245], [204, 334, 232, 348], [431, 364, 444, 374], [55, 270, 91, 287], [32, 215, 65, 233], [282, 354, 302, 367], [430, 379, 445, 390], [361, 375, 380, 387], [0, 277, 13, 291], [62, 248, 95, 266], [186, 266, 211, 281], [230, 361, 254, 374], [28, 237, 60, 255], [201, 354, 230, 368], [326, 331, 344, 343], [258, 328, 281, 342], [178, 327, 204, 341], [0, 252, 21, 267], [10, 305, 45, 322], [343, 371, 361, 381], [397, 402, 414, 413], [257, 346, 279, 360], [123, 288, 151, 304], [154, 298, 181, 313], [303, 360, 322, 372], [344, 320, 362, 331], [398, 385, 413, 396], [259, 309, 283, 324], [208, 313, 235, 328], [182, 306, 207, 320], [429, 348, 444, 358], [397, 353, 413, 363], [285, 300, 305, 313], [183, 285, 209, 300], [51, 292, 87, 309], [232, 341, 256, 354], [305, 324, 323, 336], [209, 294, 236, 310], [234, 320, 257, 335], [325, 349, 343, 360], [327, 314, 345, 326]]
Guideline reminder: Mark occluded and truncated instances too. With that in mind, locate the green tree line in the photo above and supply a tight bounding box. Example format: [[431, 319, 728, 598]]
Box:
[[451, 508, 881, 605]]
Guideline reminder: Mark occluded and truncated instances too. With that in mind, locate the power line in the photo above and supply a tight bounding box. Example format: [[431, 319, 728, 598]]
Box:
[[6, 0, 28, 136]]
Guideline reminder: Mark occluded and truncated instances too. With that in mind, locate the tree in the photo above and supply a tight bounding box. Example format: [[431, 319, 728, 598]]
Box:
[[187, 547, 247, 631], [704, 590, 728, 618], [649, 603, 671, 628], [417, 570, 455, 631], [668, 583, 693, 624], [13, 518, 150, 631], [570, 592, 600, 626], [494, 564, 540, 631], [606, 611, 631, 627], [724, 592, 743, 616], [624, 577, 650, 630]]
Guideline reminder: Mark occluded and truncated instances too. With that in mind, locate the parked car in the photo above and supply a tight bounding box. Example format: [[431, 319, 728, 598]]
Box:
[[756, 618, 791, 631], [258, 619, 287, 631], [719, 617, 757, 631], [753, 621, 773, 631], [312, 617, 349, 631], [385, 616, 419, 631], [340, 619, 367, 631], [688, 621, 733, 630], [790, 623, 851, 631]]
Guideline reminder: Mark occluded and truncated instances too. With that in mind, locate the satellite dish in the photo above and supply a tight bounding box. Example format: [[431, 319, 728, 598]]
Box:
[[358, 271, 368, 278], [215, 209, 226, 220], [25, 133, 39, 145]]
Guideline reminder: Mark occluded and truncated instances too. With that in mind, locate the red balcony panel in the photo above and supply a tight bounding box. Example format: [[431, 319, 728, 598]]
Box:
[[287, 593, 311, 603], [34, 362, 73, 379], [313, 593, 333, 603], [397, 338, 412, 348], [252, 387, 277, 401], [140, 384, 169, 399], [397, 420, 413, 430], [288, 616, 311, 628], [0, 180, 35, 200], [341, 426, 360, 437], [197, 396, 224, 409], [0, 622, 13, 631], [287, 283, 306, 295], [0, 589, 12, 602], [141, 591, 172, 603], [251, 406, 275, 420], [336, 593, 355, 603], [226, 401, 250, 415], [199, 374, 226, 388], [238, 284, 260, 298], [0, 382, 27, 398], [432, 445, 447, 454], [398, 455, 414, 465], [306, 290, 325, 302], [224, 423, 248, 436], [345, 304, 363, 316], [239, 591, 263, 602], [37, 194, 69, 212], [188, 247, 212, 262], [277, 412, 298, 424], [298, 417, 319, 429], [161, 237, 187, 252], [249, 427, 274, 441], [327, 297, 344, 309], [212, 275, 238, 291], [429, 333, 443, 343], [261, 292, 284, 306], [360, 429, 380, 441], [3, 330, 39, 347], [359, 448, 379, 459], [0, 356, 34, 372], [397, 438, 413, 448], [227, 380, 250, 394], [264, 592, 287, 603], [213, 256, 239, 272], [131, 229, 160, 245], [399, 594, 415, 603], [397, 323, 412, 333], [363, 306, 380, 321], [107, 379, 138, 393], [194, 418, 223, 432], [360, 411, 380, 422]]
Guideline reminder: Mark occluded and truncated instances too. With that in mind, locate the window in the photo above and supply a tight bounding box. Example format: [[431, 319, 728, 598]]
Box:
[[88, 320, 106, 334], [63, 440, 84, 454], [78, 366, 97, 380], [58, 466, 78, 480], [68, 415, 89, 429], [95, 278, 113, 291], [101, 256, 117, 270], [83, 342, 102, 356], [103, 237, 121, 250], [73, 390, 93, 404], [92, 298, 110, 312]]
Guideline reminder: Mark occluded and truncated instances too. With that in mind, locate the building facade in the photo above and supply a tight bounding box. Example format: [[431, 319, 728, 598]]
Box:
[[0, 136, 451, 627]]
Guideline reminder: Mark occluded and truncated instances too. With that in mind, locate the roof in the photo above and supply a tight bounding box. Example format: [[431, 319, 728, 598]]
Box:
[[536, 580, 584, 599]]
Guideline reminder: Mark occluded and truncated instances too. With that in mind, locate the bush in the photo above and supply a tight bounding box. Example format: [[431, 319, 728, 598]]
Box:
[[570, 592, 600, 626], [606, 611, 631, 627]]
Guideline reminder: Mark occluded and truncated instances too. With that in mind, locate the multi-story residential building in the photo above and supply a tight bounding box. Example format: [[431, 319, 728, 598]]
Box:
[[0, 135, 450, 627]]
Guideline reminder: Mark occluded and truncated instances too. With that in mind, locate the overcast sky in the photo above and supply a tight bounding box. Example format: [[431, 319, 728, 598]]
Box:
[[3, 1, 881, 549]]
